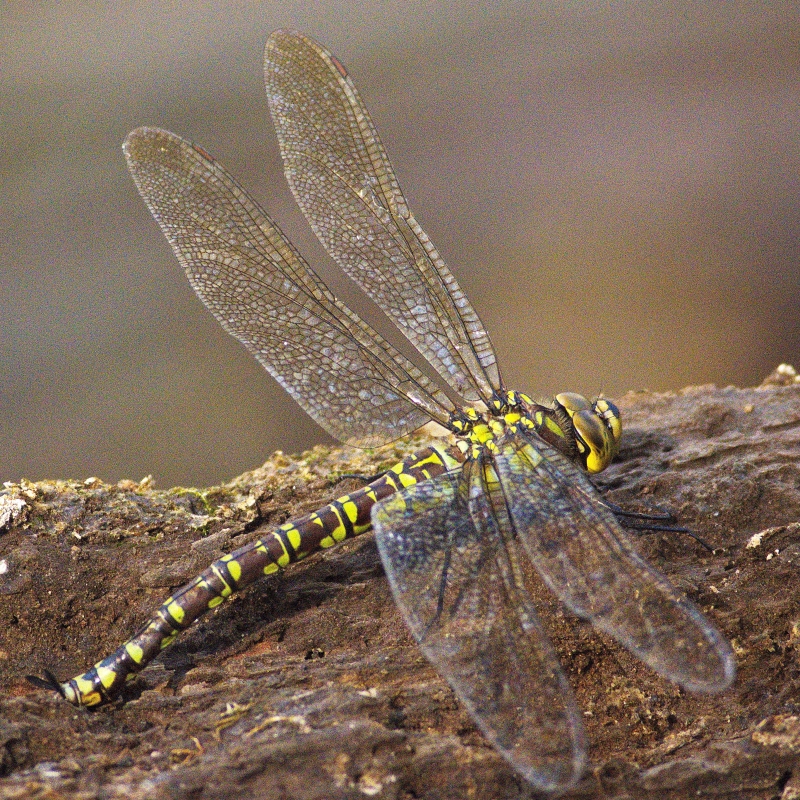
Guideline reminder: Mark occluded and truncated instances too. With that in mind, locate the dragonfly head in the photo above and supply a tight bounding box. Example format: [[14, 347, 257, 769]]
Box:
[[528, 392, 621, 474]]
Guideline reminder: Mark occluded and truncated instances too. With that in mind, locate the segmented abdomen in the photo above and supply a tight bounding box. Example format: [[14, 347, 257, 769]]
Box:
[[58, 444, 463, 707]]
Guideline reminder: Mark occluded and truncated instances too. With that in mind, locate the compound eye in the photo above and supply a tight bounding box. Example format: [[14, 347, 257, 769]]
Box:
[[572, 402, 622, 474], [554, 391, 591, 414], [594, 398, 622, 450], [551, 392, 622, 473]]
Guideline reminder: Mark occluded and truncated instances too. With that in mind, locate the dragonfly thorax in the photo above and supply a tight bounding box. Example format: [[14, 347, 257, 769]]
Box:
[[449, 391, 622, 474]]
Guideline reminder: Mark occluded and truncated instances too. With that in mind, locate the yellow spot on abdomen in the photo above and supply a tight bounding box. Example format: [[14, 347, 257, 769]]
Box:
[[125, 642, 144, 664], [96, 666, 117, 690], [286, 526, 302, 552], [222, 555, 242, 583], [166, 601, 185, 625]]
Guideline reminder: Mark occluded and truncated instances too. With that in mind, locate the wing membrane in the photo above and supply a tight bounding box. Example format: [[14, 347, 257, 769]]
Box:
[[264, 30, 500, 403], [495, 431, 736, 693], [124, 127, 455, 446], [374, 463, 585, 792]]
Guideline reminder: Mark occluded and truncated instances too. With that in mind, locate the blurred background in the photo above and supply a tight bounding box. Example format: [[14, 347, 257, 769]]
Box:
[[2, 2, 799, 487]]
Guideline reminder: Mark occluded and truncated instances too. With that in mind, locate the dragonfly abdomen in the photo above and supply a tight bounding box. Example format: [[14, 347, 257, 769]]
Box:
[[51, 443, 464, 708]]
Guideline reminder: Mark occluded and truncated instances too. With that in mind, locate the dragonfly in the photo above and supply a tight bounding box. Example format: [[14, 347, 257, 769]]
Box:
[[29, 30, 735, 792]]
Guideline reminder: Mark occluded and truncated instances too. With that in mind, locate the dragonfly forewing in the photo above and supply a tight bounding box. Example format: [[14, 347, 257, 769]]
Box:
[[264, 30, 501, 404]]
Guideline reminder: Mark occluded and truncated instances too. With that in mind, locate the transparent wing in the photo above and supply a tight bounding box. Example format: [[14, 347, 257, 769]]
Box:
[[124, 127, 456, 446], [495, 431, 736, 693], [374, 463, 585, 792], [264, 30, 500, 404]]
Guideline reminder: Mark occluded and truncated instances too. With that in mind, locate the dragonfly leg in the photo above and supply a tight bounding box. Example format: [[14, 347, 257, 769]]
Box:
[[602, 499, 715, 552]]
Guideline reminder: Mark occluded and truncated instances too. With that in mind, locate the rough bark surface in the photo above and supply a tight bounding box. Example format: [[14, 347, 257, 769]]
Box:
[[1, 367, 800, 799]]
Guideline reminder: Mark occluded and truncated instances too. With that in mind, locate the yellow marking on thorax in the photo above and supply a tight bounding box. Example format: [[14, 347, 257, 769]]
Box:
[[507, 390, 533, 406], [467, 417, 505, 456], [471, 423, 494, 445], [535, 410, 566, 440]]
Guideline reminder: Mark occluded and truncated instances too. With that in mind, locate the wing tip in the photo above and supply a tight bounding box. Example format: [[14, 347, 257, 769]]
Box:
[[683, 648, 737, 695], [511, 749, 587, 794], [265, 30, 344, 80], [266, 29, 319, 54], [122, 126, 177, 163]]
